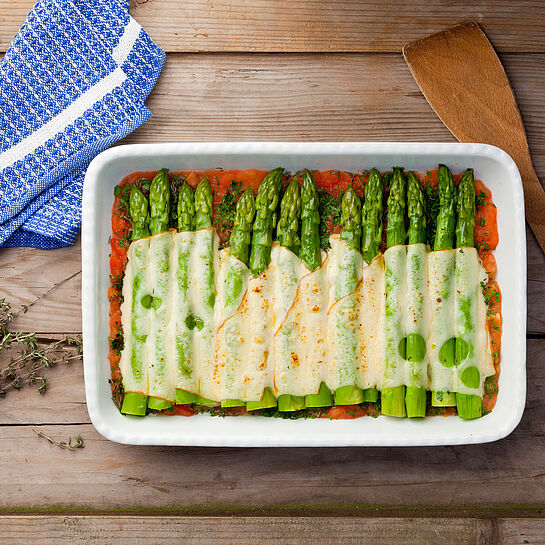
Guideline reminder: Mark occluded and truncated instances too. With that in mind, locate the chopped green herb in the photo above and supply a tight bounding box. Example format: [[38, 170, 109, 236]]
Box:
[[317, 188, 342, 250], [476, 190, 487, 211], [424, 181, 440, 246], [214, 180, 244, 243], [109, 332, 124, 354]]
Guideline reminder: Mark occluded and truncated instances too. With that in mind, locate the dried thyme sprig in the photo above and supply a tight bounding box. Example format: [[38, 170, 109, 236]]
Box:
[[0, 321, 83, 397], [33, 430, 85, 451], [0, 276, 83, 397]]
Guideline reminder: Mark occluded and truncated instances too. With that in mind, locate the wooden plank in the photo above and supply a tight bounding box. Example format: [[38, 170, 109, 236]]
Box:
[[497, 519, 545, 544], [0, 53, 543, 335], [0, 237, 81, 333], [0, 340, 86, 425], [0, 339, 541, 511], [2, 516, 545, 544], [0, 516, 507, 544], [2, 1, 545, 53], [528, 230, 545, 336]]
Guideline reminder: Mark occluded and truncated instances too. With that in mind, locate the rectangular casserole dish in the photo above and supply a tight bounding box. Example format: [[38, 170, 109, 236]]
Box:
[[82, 142, 526, 446]]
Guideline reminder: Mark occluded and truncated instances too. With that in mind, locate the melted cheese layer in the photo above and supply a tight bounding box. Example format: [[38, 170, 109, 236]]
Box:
[[119, 233, 494, 402]]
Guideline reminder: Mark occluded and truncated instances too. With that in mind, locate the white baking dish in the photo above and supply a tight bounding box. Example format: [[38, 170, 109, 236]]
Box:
[[82, 142, 526, 446]]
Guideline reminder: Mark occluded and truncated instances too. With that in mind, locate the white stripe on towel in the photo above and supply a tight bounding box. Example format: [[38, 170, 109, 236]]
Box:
[[112, 17, 142, 65], [0, 67, 127, 172]]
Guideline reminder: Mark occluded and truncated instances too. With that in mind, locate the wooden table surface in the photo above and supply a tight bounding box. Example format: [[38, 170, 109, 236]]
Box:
[[2, 1, 545, 543]]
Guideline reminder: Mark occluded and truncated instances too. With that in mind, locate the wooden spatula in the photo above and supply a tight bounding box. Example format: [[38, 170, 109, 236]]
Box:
[[403, 21, 545, 252]]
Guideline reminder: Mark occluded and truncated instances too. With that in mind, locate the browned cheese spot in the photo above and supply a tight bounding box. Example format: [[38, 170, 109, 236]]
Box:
[[258, 350, 269, 370]]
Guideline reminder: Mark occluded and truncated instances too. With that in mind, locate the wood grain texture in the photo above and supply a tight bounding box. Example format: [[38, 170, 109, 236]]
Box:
[[404, 22, 545, 251], [2, 0, 545, 53], [124, 53, 545, 180], [0, 238, 81, 333], [0, 342, 85, 425], [0, 339, 542, 512], [2, 516, 539, 544]]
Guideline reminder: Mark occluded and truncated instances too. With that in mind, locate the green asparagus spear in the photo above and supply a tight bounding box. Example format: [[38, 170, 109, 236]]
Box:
[[296, 170, 333, 408], [195, 177, 213, 230], [275, 178, 306, 412], [147, 169, 173, 411], [277, 179, 302, 256], [405, 172, 427, 417], [455, 169, 476, 248], [246, 387, 277, 411], [224, 187, 256, 321], [192, 177, 218, 406], [340, 185, 362, 251], [299, 170, 322, 271], [300, 170, 329, 407], [177, 181, 195, 232], [432, 164, 457, 407], [129, 185, 151, 240], [230, 188, 257, 265], [222, 188, 257, 409], [149, 169, 170, 236], [386, 167, 407, 248], [455, 169, 481, 419], [121, 184, 152, 416], [360, 168, 383, 402], [407, 172, 426, 245], [244, 170, 283, 412], [382, 167, 407, 417], [245, 169, 283, 412], [333, 186, 364, 406], [249, 167, 284, 277], [174, 181, 200, 405], [434, 165, 457, 251], [361, 168, 384, 264]]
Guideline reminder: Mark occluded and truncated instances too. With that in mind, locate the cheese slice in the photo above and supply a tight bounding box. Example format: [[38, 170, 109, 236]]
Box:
[[325, 236, 365, 391], [453, 247, 495, 396], [274, 250, 328, 397], [192, 228, 219, 400], [147, 231, 175, 402], [382, 245, 408, 389], [119, 237, 150, 395], [210, 248, 250, 400], [355, 254, 385, 389], [428, 249, 457, 393], [271, 244, 308, 395], [171, 230, 196, 392], [404, 243, 430, 389]]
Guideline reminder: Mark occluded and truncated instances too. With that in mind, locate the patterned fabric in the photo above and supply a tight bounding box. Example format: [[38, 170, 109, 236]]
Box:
[[0, 0, 165, 248]]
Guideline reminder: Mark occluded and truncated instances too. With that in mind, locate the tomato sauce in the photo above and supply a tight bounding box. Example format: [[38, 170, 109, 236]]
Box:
[[109, 168, 501, 418]]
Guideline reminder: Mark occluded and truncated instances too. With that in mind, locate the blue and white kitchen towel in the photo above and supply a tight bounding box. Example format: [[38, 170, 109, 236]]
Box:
[[0, 0, 165, 248]]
